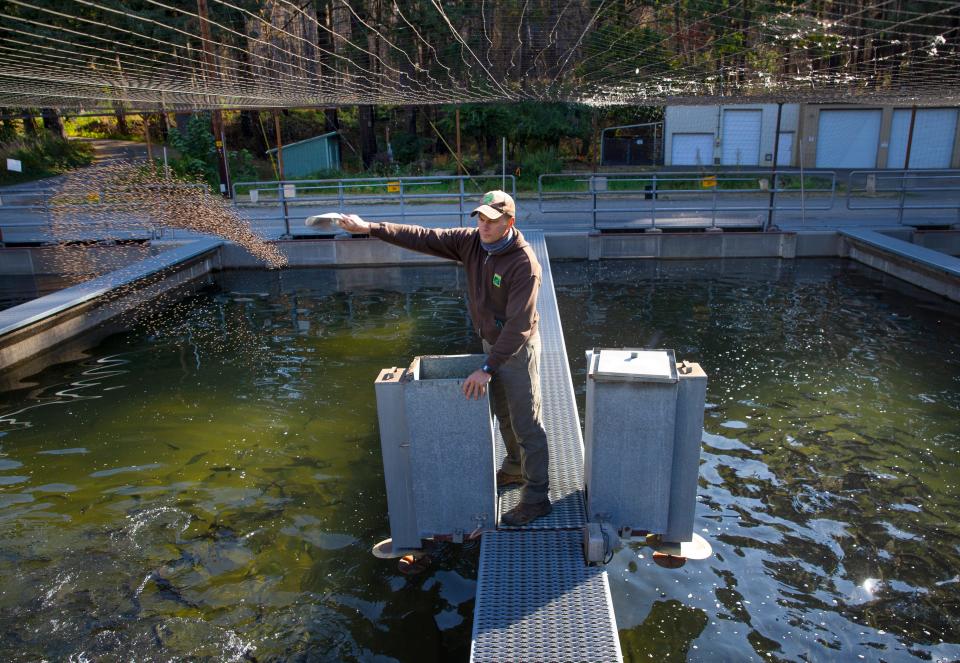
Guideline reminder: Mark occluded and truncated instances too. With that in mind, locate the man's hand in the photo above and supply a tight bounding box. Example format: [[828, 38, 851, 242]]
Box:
[[337, 213, 371, 234], [462, 369, 492, 400]]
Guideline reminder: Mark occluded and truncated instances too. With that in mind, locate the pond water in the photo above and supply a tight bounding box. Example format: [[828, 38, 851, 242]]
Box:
[[0, 258, 958, 662], [553, 258, 960, 662]]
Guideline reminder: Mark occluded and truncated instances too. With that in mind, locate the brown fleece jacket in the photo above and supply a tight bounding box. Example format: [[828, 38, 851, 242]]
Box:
[[368, 222, 541, 372]]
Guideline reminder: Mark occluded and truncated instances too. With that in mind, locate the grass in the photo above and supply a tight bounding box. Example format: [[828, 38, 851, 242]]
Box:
[[64, 116, 143, 142], [0, 135, 96, 185]]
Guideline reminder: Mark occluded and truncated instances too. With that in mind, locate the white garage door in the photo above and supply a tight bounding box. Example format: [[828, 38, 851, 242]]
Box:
[[722, 110, 761, 166], [776, 131, 794, 166], [671, 133, 714, 166], [887, 108, 959, 169], [816, 109, 882, 168]]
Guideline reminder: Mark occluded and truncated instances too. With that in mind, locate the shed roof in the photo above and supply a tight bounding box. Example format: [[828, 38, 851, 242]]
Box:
[[266, 131, 338, 155]]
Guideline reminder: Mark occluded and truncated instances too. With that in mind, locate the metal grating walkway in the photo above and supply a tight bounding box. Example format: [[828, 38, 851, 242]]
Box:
[[471, 531, 622, 662], [495, 231, 587, 529], [471, 231, 623, 663]]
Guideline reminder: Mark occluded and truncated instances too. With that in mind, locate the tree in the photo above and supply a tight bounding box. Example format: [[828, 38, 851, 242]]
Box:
[[40, 108, 66, 139]]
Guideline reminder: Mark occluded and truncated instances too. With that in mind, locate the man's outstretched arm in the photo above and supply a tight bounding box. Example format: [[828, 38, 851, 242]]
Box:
[[337, 214, 468, 263]]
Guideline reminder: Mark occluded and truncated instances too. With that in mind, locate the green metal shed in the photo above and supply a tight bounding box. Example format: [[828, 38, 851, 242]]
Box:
[[266, 131, 340, 178]]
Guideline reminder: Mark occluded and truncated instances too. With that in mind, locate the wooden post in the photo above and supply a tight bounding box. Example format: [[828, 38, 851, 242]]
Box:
[[197, 0, 231, 197], [144, 115, 153, 163], [274, 110, 289, 236], [274, 111, 285, 180], [593, 109, 599, 171], [455, 106, 462, 176]]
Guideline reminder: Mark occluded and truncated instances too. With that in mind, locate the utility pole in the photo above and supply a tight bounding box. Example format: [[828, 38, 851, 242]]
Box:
[[197, 0, 231, 197]]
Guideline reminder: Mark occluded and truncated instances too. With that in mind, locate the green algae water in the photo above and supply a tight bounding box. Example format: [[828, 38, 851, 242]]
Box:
[[552, 258, 960, 662], [1, 258, 959, 661], [0, 266, 477, 661]]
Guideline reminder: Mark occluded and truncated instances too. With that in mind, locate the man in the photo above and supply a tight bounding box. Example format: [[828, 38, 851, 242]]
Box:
[[337, 190, 551, 526]]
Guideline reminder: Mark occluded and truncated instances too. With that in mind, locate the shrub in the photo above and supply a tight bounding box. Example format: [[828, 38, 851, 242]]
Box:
[[518, 149, 563, 183], [167, 114, 218, 186], [300, 168, 344, 180], [391, 131, 432, 164], [167, 115, 258, 192], [229, 148, 258, 184]]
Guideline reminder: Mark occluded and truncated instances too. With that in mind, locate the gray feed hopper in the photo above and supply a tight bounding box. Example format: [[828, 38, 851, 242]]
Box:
[[584, 348, 707, 543], [374, 354, 496, 551]]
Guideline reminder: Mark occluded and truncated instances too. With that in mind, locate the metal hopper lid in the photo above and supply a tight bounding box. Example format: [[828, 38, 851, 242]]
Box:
[[588, 348, 678, 383]]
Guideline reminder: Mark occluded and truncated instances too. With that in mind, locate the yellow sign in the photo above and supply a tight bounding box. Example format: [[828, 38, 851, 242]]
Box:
[[387, 181, 400, 193], [86, 193, 100, 202], [701, 176, 717, 188]]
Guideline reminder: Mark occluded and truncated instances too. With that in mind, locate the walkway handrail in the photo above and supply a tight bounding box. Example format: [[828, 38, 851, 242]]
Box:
[[846, 169, 960, 224], [0, 183, 205, 242], [537, 170, 837, 229], [232, 174, 517, 235]]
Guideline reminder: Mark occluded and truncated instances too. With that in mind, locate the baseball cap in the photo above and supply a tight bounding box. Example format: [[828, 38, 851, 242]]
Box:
[[470, 190, 516, 220]]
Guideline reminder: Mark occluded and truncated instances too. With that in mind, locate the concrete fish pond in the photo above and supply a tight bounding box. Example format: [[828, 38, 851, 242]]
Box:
[[0, 258, 958, 661]]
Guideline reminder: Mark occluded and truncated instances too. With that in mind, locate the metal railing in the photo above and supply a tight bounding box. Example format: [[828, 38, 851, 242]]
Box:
[[0, 184, 205, 243], [537, 170, 837, 229], [0, 187, 54, 211], [232, 175, 517, 235], [846, 170, 960, 224], [0, 188, 58, 244]]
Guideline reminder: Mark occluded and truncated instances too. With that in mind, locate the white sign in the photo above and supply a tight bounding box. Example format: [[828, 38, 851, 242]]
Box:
[[6, 158, 22, 172], [249, 189, 259, 203], [283, 183, 296, 199]]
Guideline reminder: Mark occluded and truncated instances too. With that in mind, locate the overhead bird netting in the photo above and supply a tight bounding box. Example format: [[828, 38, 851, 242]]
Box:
[[1, 0, 958, 111]]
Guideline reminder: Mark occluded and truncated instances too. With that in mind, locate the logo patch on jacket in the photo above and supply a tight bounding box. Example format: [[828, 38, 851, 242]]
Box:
[[492, 273, 502, 287]]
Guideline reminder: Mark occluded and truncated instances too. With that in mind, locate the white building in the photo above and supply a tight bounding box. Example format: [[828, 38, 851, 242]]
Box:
[[664, 103, 960, 169], [665, 104, 799, 167]]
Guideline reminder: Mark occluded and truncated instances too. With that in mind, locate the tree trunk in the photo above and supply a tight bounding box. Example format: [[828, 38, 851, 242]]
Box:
[[324, 108, 340, 133], [239, 110, 260, 152], [21, 110, 37, 136], [358, 105, 377, 169], [475, 137, 485, 170], [0, 117, 18, 140], [40, 108, 66, 139], [157, 112, 169, 141], [174, 113, 192, 134], [404, 106, 418, 136], [113, 104, 129, 135], [485, 134, 497, 166]]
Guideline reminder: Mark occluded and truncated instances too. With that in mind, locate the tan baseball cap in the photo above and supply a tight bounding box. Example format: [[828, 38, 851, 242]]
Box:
[[470, 190, 516, 220]]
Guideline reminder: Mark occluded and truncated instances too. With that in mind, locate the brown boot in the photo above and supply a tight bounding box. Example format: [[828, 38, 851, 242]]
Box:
[[496, 469, 524, 488], [501, 500, 552, 526]]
